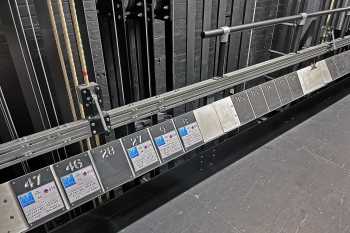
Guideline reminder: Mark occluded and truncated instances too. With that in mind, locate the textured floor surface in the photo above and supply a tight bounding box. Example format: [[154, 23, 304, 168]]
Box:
[[53, 80, 350, 233]]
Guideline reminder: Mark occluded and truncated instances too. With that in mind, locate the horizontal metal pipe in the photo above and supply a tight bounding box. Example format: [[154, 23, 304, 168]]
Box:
[[202, 7, 350, 38]]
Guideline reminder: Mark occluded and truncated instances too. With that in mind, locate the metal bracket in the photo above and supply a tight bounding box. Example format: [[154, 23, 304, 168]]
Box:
[[298, 13, 308, 26], [78, 83, 111, 135]]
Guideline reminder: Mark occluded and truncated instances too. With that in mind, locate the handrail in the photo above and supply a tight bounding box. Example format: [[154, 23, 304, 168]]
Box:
[[202, 7, 350, 38]]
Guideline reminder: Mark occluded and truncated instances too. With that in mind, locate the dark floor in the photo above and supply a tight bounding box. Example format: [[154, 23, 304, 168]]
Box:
[[53, 77, 350, 233]]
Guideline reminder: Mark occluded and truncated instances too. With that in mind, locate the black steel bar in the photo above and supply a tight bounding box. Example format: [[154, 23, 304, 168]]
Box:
[[202, 7, 350, 38]]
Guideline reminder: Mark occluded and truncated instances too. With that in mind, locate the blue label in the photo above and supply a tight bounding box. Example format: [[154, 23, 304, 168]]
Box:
[[61, 174, 76, 188], [178, 127, 189, 137], [155, 136, 166, 147], [128, 147, 139, 159], [18, 192, 35, 208]]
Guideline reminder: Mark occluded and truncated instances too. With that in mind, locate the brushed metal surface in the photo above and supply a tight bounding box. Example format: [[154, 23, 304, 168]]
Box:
[[297, 63, 329, 94], [193, 105, 224, 143], [90, 140, 134, 192], [0, 182, 28, 233], [212, 97, 241, 133]]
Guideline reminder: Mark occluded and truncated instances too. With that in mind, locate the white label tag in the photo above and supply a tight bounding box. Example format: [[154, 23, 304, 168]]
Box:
[[127, 140, 159, 172], [61, 165, 101, 204], [18, 182, 64, 224], [178, 122, 203, 149], [154, 131, 183, 159]]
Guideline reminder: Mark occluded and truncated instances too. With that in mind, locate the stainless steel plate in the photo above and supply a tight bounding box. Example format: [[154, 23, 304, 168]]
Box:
[[52, 153, 103, 207], [0, 182, 28, 233], [149, 120, 185, 163], [212, 97, 241, 133], [90, 140, 134, 192], [121, 129, 161, 177], [193, 105, 224, 143], [297, 63, 327, 94]]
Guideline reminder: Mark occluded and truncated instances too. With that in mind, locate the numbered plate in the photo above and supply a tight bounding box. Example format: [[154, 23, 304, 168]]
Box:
[[286, 72, 304, 100], [149, 120, 185, 163], [121, 129, 161, 177], [52, 153, 102, 207], [0, 182, 28, 232], [89, 140, 134, 192], [193, 105, 224, 142], [246, 86, 269, 118], [275, 76, 293, 104], [10, 167, 66, 227], [230, 91, 256, 125], [173, 111, 204, 151], [212, 97, 241, 133], [260, 80, 282, 111], [297, 64, 326, 94]]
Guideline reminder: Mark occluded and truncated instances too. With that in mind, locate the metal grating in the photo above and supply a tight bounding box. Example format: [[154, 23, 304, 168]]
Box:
[[275, 76, 293, 105], [260, 80, 282, 111], [246, 86, 270, 118], [231, 91, 256, 125]]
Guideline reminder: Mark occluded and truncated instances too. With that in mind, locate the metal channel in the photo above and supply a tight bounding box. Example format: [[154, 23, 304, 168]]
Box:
[[1, 38, 350, 169]]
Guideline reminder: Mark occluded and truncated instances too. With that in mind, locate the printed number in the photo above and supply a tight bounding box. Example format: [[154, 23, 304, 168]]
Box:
[[182, 118, 190, 125], [159, 125, 167, 134], [131, 135, 142, 146], [65, 159, 83, 172], [101, 145, 115, 159], [24, 174, 41, 189]]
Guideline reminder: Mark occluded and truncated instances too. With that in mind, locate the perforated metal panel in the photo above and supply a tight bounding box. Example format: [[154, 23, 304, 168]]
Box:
[[325, 57, 339, 80], [212, 97, 241, 133], [52, 153, 103, 207], [260, 80, 282, 111], [231, 91, 256, 124], [275, 76, 293, 104], [285, 72, 304, 100], [246, 86, 269, 117], [89, 140, 134, 192], [10, 167, 67, 227], [173, 112, 204, 151], [121, 129, 161, 177], [0, 182, 28, 233], [193, 105, 224, 143], [149, 120, 185, 163]]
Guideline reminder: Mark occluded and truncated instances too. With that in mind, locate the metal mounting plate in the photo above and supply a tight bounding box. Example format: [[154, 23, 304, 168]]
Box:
[[173, 112, 204, 151], [148, 120, 185, 163], [193, 105, 224, 143], [286, 72, 304, 100], [230, 91, 256, 125], [121, 129, 161, 177], [89, 140, 134, 192], [0, 182, 28, 233], [275, 76, 293, 104], [297, 64, 326, 94], [10, 167, 66, 227], [260, 80, 282, 111], [212, 97, 241, 133], [246, 86, 269, 118], [52, 153, 102, 207]]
